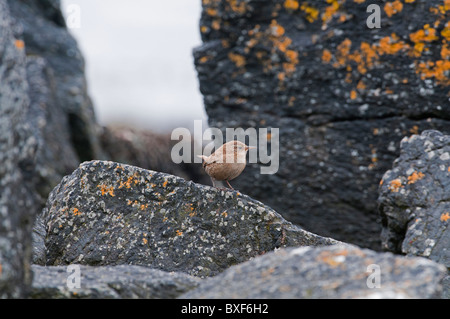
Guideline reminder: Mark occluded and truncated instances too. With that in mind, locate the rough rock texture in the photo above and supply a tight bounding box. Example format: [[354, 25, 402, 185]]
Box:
[[0, 0, 38, 298], [180, 245, 447, 299], [37, 160, 339, 277], [194, 0, 450, 250], [378, 130, 449, 297], [379, 130, 449, 266], [31, 264, 200, 299]]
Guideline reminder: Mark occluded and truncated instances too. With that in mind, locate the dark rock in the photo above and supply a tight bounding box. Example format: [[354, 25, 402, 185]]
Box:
[[378, 130, 449, 267], [24, 57, 80, 206], [194, 0, 450, 250], [31, 264, 200, 299], [7, 0, 104, 162], [180, 245, 447, 299], [38, 160, 340, 277], [0, 0, 38, 298]]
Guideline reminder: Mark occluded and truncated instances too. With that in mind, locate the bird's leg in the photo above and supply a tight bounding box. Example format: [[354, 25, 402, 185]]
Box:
[[225, 180, 234, 190], [210, 177, 216, 188]]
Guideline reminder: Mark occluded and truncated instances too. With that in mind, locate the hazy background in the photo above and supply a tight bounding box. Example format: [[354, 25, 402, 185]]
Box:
[[61, 0, 207, 133]]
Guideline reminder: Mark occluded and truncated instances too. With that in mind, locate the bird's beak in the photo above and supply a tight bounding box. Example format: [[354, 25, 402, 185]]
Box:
[[246, 146, 257, 151]]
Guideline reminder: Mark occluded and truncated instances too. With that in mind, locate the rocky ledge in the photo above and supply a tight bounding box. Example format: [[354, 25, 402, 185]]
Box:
[[35, 160, 338, 278]]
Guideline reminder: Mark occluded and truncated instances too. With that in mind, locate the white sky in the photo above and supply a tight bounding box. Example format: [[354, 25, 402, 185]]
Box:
[[61, 0, 207, 133]]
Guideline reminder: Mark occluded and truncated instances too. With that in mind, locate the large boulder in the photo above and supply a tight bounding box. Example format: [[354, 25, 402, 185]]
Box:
[[379, 130, 449, 265], [180, 245, 447, 299], [31, 264, 200, 299], [0, 0, 37, 298], [37, 160, 339, 277], [194, 0, 450, 250], [378, 130, 449, 297], [7, 0, 104, 163]]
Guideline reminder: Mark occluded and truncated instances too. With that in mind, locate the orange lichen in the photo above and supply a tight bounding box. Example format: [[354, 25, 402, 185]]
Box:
[[72, 208, 82, 216], [228, 52, 246, 68], [211, 19, 221, 30], [200, 25, 208, 33], [350, 90, 357, 100], [416, 60, 450, 85], [440, 212, 450, 222], [270, 19, 285, 37], [221, 211, 228, 217], [284, 0, 299, 10], [357, 80, 366, 90], [409, 24, 439, 43], [384, 0, 403, 18], [206, 7, 218, 16], [322, 49, 333, 63], [388, 179, 403, 192], [333, 38, 352, 68], [176, 230, 183, 236], [353, 0, 365, 3], [377, 34, 407, 55], [317, 249, 348, 268], [407, 171, 425, 184], [300, 2, 320, 23], [163, 180, 168, 188], [142, 237, 148, 245], [14, 39, 25, 50], [199, 56, 210, 64], [98, 184, 115, 197], [322, 0, 341, 25], [442, 22, 450, 41], [229, 0, 246, 14]]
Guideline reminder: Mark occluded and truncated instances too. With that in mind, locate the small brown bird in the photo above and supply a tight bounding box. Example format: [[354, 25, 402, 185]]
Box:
[[198, 140, 255, 189]]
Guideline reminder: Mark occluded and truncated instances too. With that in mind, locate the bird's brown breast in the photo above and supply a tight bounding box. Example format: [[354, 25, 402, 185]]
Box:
[[204, 162, 246, 181]]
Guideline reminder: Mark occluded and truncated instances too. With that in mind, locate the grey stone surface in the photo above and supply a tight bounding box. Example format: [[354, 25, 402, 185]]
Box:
[[379, 130, 449, 267], [38, 160, 339, 277], [0, 0, 37, 298], [180, 245, 447, 299], [31, 264, 200, 299], [194, 0, 450, 250]]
